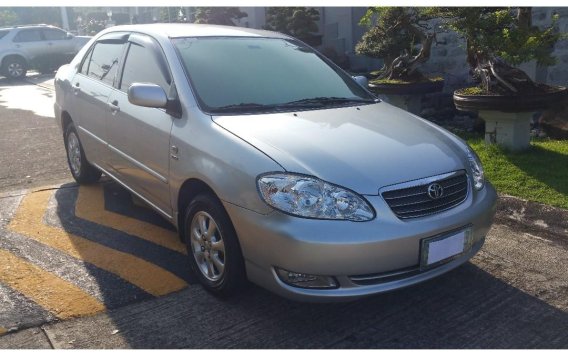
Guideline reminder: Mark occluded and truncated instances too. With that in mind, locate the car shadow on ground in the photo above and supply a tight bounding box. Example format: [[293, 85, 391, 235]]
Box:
[[49, 181, 568, 348]]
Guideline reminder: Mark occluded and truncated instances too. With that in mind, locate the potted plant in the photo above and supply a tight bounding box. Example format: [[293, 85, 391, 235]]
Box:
[[435, 7, 567, 150], [355, 7, 442, 114], [264, 7, 321, 47]]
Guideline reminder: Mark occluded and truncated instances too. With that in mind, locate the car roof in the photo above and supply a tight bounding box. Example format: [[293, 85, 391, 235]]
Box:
[[0, 24, 60, 31], [102, 23, 290, 40]]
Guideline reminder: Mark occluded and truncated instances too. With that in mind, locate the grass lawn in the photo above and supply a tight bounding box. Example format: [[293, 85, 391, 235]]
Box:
[[467, 137, 568, 210]]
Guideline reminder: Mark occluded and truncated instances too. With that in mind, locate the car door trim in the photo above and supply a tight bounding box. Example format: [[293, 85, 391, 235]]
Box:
[[78, 125, 107, 146], [107, 144, 168, 184]]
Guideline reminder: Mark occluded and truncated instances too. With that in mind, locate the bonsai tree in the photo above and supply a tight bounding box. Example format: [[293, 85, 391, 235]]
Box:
[[194, 7, 247, 26], [432, 7, 562, 95], [355, 7, 437, 82], [264, 7, 320, 45]]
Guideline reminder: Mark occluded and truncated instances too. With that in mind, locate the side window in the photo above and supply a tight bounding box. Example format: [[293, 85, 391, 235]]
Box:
[[78, 46, 94, 75], [120, 42, 169, 91], [0, 30, 9, 40], [86, 42, 124, 86], [43, 29, 67, 41], [13, 29, 42, 43]]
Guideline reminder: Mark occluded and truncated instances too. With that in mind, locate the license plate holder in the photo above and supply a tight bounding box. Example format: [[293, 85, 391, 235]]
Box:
[[420, 227, 472, 270]]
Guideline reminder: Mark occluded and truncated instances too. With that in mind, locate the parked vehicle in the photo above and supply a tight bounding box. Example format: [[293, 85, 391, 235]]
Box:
[[0, 24, 91, 79], [54, 24, 497, 302]]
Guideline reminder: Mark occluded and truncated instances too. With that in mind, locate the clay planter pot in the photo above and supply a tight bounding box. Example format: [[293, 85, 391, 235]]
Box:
[[453, 85, 568, 151], [453, 85, 568, 113], [368, 80, 445, 95]]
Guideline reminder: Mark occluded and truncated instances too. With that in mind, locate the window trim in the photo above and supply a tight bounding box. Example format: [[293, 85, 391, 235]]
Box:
[[77, 32, 130, 87], [12, 28, 43, 43], [116, 33, 172, 93], [41, 28, 68, 41]]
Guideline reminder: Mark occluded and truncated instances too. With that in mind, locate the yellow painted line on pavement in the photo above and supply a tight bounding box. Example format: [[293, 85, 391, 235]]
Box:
[[0, 327, 7, 336], [8, 190, 187, 296], [75, 185, 186, 254], [0, 249, 105, 319]]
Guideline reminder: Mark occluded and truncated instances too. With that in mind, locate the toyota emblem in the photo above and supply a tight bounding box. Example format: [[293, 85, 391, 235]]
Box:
[[427, 183, 444, 199]]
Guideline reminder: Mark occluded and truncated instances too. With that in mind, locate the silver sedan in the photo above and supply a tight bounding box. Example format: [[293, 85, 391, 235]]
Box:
[[54, 24, 497, 302]]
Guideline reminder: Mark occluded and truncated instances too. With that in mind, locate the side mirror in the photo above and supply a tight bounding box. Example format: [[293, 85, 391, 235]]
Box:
[[128, 83, 168, 108], [352, 75, 368, 88], [66, 33, 74, 39]]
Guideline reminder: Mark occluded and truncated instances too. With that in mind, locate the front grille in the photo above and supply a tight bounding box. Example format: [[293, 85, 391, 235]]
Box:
[[382, 171, 468, 219]]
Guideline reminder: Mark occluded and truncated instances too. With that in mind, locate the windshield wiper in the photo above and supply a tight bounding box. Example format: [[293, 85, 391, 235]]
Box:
[[213, 102, 277, 113], [278, 97, 376, 108]]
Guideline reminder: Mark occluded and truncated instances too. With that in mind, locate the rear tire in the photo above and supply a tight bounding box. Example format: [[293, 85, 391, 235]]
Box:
[[2, 56, 27, 79], [184, 194, 247, 297], [64, 123, 102, 184]]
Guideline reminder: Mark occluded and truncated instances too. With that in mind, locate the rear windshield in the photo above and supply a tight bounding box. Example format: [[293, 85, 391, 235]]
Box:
[[172, 37, 374, 114], [0, 30, 9, 40]]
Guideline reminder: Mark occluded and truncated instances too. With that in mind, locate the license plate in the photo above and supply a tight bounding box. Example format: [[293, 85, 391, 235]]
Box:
[[420, 228, 472, 268]]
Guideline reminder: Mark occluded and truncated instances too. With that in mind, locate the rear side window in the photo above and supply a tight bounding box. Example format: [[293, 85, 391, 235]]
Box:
[[13, 29, 42, 42], [86, 42, 124, 86], [43, 28, 67, 41], [119, 42, 169, 91], [0, 30, 9, 40]]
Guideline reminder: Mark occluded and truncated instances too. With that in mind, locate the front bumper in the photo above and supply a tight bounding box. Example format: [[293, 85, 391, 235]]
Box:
[[225, 182, 497, 302]]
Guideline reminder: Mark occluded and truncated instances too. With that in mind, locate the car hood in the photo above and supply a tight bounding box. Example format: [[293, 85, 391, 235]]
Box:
[[213, 102, 469, 195]]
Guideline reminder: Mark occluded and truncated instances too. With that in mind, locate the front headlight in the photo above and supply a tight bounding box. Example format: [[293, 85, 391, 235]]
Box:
[[466, 147, 485, 190], [257, 173, 375, 221]]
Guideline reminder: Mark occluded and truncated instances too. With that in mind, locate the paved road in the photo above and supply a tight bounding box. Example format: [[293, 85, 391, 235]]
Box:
[[0, 74, 71, 192], [0, 74, 567, 348]]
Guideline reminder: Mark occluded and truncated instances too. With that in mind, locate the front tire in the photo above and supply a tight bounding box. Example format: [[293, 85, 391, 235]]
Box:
[[2, 56, 27, 79], [184, 194, 247, 297], [64, 123, 102, 184]]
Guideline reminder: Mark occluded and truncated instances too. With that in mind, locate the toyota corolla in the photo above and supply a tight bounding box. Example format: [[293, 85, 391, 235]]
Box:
[[54, 24, 497, 302]]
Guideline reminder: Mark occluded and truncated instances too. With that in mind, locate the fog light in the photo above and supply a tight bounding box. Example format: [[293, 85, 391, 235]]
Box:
[[275, 268, 338, 289]]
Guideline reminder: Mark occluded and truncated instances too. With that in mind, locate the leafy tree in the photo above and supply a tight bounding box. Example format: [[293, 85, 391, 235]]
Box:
[[355, 7, 437, 82], [159, 7, 186, 23], [264, 7, 320, 44], [194, 7, 247, 26], [0, 9, 18, 26], [430, 7, 563, 94]]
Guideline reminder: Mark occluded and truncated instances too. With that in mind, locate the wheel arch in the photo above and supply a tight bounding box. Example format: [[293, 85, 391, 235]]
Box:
[[61, 111, 73, 137], [176, 178, 219, 242], [1, 53, 28, 69]]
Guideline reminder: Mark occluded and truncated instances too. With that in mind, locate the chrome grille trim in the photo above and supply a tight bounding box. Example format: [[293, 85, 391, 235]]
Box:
[[350, 266, 421, 285], [381, 170, 469, 219]]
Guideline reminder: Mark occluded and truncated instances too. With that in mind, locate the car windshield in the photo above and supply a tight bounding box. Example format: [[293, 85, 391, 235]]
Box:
[[172, 36, 376, 114]]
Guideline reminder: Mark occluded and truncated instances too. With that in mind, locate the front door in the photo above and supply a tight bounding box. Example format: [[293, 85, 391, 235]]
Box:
[[107, 34, 175, 216]]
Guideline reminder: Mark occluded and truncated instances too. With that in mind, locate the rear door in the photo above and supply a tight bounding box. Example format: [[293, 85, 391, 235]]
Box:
[[11, 29, 45, 62], [106, 33, 176, 215], [67, 33, 128, 168], [41, 28, 75, 65]]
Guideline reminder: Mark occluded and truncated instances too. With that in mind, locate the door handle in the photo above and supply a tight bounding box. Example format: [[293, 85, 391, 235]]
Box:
[[15, 44, 21, 48], [109, 100, 120, 114]]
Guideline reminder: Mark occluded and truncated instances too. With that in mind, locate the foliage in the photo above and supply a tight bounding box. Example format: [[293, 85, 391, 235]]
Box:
[[194, 7, 247, 26], [0, 9, 18, 26], [264, 7, 320, 43], [11, 7, 63, 27], [355, 7, 437, 81], [159, 7, 187, 23], [429, 7, 562, 68], [356, 8, 421, 62], [467, 136, 568, 209]]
